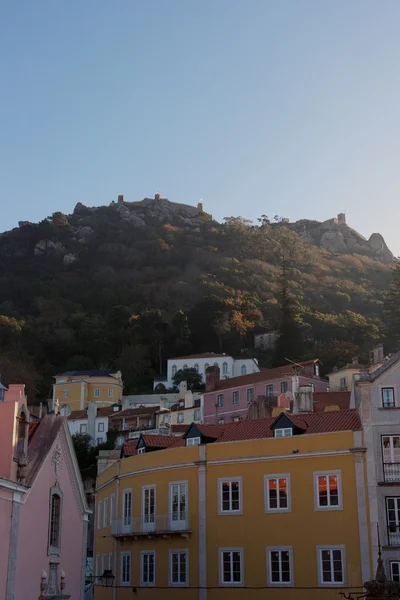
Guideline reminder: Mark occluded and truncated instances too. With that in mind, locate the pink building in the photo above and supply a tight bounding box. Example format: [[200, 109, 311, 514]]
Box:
[[0, 384, 91, 600], [203, 360, 329, 424]]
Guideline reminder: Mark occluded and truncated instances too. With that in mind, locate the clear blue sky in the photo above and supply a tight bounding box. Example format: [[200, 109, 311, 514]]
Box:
[[1, 1, 400, 254]]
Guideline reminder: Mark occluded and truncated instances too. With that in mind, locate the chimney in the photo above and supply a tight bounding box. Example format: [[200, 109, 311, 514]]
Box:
[[185, 390, 194, 409], [293, 386, 313, 414], [352, 356, 359, 366], [371, 344, 384, 365], [206, 366, 220, 392]]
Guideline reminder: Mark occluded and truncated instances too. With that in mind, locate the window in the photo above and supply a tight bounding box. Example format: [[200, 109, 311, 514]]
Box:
[[178, 413, 184, 424], [383, 388, 395, 408], [122, 490, 132, 529], [96, 437, 102, 445], [137, 447, 145, 455], [315, 364, 320, 377], [339, 377, 346, 390], [49, 491, 62, 548], [214, 362, 219, 367], [204, 363, 209, 371], [317, 547, 345, 585], [116, 436, 124, 446], [386, 497, 400, 545], [103, 497, 108, 528], [183, 364, 188, 370], [170, 550, 188, 586], [120, 552, 131, 586], [232, 391, 239, 405], [217, 394, 224, 408], [265, 475, 290, 512], [98, 422, 104, 432], [247, 388, 254, 403], [267, 547, 293, 586], [80, 424, 87, 434], [142, 486, 156, 529], [170, 482, 188, 529], [390, 561, 400, 582], [266, 384, 274, 397], [108, 553, 113, 571], [309, 382, 315, 392], [274, 428, 292, 438], [97, 500, 102, 529], [281, 381, 288, 393], [108, 388, 113, 398], [141, 551, 155, 586], [63, 388, 69, 398], [222, 362, 228, 375], [314, 472, 342, 510], [194, 363, 199, 373], [186, 437, 201, 446], [101, 554, 106, 578], [241, 365, 247, 376], [233, 416, 241, 422], [217, 418, 225, 424], [172, 364, 177, 376], [383, 436, 400, 474], [110, 494, 115, 525], [219, 549, 243, 585], [94, 388, 100, 397], [219, 478, 242, 514], [194, 408, 201, 421]]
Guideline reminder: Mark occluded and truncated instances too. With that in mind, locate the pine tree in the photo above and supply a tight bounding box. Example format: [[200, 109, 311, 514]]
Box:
[[273, 268, 304, 366], [384, 263, 400, 350]]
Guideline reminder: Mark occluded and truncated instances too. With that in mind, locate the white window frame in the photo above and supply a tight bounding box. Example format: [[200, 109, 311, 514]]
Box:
[[219, 547, 244, 586], [222, 362, 228, 375], [317, 545, 346, 586], [390, 561, 400, 582], [63, 388, 69, 398], [94, 388, 100, 398], [169, 549, 189, 586], [172, 364, 177, 376], [110, 493, 115, 525], [382, 435, 400, 463], [98, 422, 105, 432], [280, 381, 288, 393], [120, 551, 131, 586], [137, 447, 145, 455], [80, 424, 87, 434], [314, 471, 343, 511], [274, 428, 292, 438], [241, 364, 247, 375], [108, 388, 114, 398], [217, 418, 225, 425], [142, 485, 156, 531], [217, 394, 224, 408], [246, 388, 254, 403], [382, 387, 395, 408], [140, 550, 156, 586], [265, 474, 291, 513], [122, 489, 132, 529], [194, 408, 201, 421], [266, 384, 274, 397], [232, 391, 239, 405], [266, 546, 293, 587], [186, 437, 201, 446], [103, 497, 108, 528], [97, 500, 102, 529], [218, 477, 243, 515]]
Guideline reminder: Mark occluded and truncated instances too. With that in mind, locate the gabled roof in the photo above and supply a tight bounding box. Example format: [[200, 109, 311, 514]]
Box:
[[55, 370, 118, 378], [123, 441, 138, 457], [67, 406, 116, 420], [369, 350, 400, 382], [271, 413, 308, 431], [141, 434, 185, 449], [171, 424, 190, 434], [109, 406, 159, 419], [313, 391, 351, 411]]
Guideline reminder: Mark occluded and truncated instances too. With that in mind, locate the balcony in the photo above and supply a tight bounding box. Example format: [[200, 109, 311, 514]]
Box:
[[383, 463, 400, 483], [387, 526, 400, 547], [111, 513, 191, 539]]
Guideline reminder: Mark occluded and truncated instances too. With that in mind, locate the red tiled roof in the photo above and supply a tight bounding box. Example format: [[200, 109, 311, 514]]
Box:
[[215, 409, 361, 443], [142, 435, 185, 449], [28, 420, 41, 443], [313, 392, 351, 412], [171, 424, 190, 434], [195, 423, 229, 440], [172, 352, 228, 360], [67, 406, 116, 420], [109, 406, 159, 419], [123, 441, 138, 456]]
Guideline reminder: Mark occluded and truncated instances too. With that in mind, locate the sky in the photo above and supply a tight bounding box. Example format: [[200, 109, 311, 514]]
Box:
[[1, 1, 400, 254]]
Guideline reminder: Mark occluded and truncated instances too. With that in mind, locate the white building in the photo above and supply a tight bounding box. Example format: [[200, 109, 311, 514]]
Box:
[[157, 382, 204, 428], [254, 331, 280, 350], [154, 352, 260, 390], [60, 402, 121, 446]]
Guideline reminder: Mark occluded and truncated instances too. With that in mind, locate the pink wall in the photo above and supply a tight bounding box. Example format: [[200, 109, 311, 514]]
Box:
[[14, 434, 85, 600], [0, 385, 26, 480], [204, 375, 329, 424], [0, 491, 13, 600]]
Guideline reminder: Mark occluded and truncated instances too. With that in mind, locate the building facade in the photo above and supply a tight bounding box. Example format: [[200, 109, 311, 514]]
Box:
[[53, 370, 123, 412], [154, 353, 260, 390], [94, 407, 370, 600], [64, 404, 119, 446], [203, 360, 328, 424], [0, 384, 90, 600]]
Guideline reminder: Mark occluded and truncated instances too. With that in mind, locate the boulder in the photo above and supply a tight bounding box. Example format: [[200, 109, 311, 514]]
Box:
[[320, 231, 346, 252]]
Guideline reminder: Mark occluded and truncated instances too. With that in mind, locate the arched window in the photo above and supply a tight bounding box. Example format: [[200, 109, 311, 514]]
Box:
[[194, 363, 199, 373], [222, 362, 228, 375], [214, 362, 219, 367], [241, 365, 247, 376], [49, 490, 62, 549], [183, 364, 188, 370], [172, 364, 177, 376], [204, 363, 209, 371]]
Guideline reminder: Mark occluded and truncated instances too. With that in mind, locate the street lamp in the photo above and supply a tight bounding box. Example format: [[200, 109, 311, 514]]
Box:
[[100, 570, 115, 588]]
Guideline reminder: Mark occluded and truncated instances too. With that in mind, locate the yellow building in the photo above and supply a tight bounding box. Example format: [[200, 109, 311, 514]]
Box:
[[53, 369, 123, 411], [94, 409, 371, 600], [328, 363, 362, 392]]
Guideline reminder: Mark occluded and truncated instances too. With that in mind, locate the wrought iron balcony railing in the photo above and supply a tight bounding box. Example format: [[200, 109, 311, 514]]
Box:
[[387, 525, 400, 546], [383, 462, 400, 483], [111, 513, 190, 537]]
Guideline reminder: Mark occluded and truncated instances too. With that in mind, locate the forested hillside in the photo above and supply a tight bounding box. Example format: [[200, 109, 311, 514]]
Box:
[[0, 196, 395, 400]]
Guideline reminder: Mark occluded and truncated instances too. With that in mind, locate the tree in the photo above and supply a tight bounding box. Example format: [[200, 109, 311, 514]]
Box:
[[115, 344, 154, 393], [172, 368, 204, 391], [384, 263, 400, 350], [273, 268, 304, 366]]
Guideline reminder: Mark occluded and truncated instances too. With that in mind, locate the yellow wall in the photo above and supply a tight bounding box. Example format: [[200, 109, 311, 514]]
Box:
[[328, 368, 360, 391], [54, 374, 123, 411], [94, 432, 369, 600]]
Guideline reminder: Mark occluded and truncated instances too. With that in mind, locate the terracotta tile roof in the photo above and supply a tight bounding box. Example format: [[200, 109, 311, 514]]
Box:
[[28, 420, 41, 443], [109, 406, 159, 419], [313, 392, 351, 412], [195, 423, 229, 440], [215, 409, 361, 443], [26, 415, 65, 485], [171, 424, 190, 434], [171, 352, 228, 360], [142, 434, 185, 449], [285, 415, 308, 430], [123, 441, 137, 456]]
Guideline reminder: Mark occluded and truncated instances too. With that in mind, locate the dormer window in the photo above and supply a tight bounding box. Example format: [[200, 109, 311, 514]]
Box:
[[137, 447, 145, 455], [187, 437, 201, 446], [315, 364, 320, 378], [275, 428, 293, 438]]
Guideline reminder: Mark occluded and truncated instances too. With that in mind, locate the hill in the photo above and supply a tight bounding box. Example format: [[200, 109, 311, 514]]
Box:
[[0, 193, 394, 399]]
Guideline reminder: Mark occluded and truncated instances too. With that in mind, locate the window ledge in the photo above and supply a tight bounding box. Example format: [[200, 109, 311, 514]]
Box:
[[315, 506, 343, 512], [218, 511, 243, 516], [382, 545, 400, 551], [378, 407, 400, 411], [378, 481, 400, 486]]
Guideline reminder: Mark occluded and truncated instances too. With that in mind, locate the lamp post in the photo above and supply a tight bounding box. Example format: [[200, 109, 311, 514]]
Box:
[[100, 570, 115, 588]]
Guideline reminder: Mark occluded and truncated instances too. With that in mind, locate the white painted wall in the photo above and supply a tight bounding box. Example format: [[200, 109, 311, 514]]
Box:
[[67, 416, 109, 446]]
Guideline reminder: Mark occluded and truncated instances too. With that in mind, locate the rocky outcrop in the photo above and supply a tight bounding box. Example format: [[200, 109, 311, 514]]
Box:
[[63, 253, 78, 265], [34, 240, 65, 257]]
